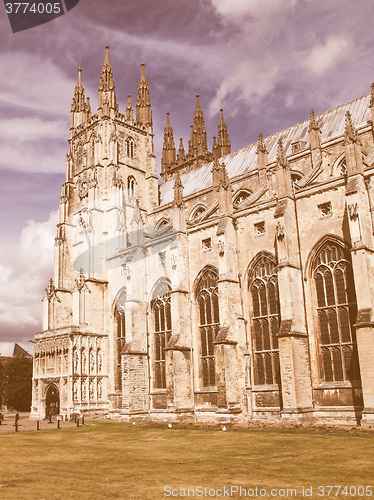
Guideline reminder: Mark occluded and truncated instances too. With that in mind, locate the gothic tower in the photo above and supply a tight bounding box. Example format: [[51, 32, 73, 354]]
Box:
[[31, 46, 157, 418]]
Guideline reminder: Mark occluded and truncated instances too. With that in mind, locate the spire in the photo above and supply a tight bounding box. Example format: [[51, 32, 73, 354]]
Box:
[[136, 63, 152, 128], [217, 108, 231, 157], [161, 112, 176, 171], [173, 173, 184, 208], [190, 94, 208, 155], [344, 111, 360, 145], [277, 138, 289, 169], [71, 68, 86, 113], [126, 94, 133, 122], [178, 138, 185, 161], [70, 67, 90, 131], [98, 44, 118, 116]]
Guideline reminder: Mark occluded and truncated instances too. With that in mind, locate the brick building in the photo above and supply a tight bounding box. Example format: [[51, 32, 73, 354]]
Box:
[[31, 46, 374, 426]]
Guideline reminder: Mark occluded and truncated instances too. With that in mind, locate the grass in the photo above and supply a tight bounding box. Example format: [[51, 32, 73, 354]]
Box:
[[0, 420, 373, 499]]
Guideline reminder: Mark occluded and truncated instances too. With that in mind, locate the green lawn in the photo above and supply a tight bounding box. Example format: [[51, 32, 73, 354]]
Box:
[[0, 421, 373, 499]]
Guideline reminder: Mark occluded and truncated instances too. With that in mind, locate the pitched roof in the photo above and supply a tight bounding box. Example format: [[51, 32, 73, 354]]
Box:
[[159, 93, 371, 206]]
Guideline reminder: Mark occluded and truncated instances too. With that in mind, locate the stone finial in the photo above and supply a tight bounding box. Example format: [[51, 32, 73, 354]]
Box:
[[256, 133, 268, 154], [173, 173, 184, 208], [178, 138, 185, 161], [277, 138, 289, 169], [344, 111, 360, 144], [308, 109, 321, 132], [75, 269, 91, 293], [45, 278, 60, 302], [126, 94, 133, 121]]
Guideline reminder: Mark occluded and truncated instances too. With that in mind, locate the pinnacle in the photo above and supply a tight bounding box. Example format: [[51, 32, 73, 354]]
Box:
[[277, 138, 288, 168], [104, 44, 111, 66], [196, 94, 201, 109], [77, 67, 82, 87], [309, 109, 320, 132], [344, 110, 359, 143], [256, 133, 267, 154], [140, 62, 146, 82]]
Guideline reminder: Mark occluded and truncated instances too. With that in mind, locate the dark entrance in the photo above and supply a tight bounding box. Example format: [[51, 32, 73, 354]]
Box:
[[45, 384, 60, 416]]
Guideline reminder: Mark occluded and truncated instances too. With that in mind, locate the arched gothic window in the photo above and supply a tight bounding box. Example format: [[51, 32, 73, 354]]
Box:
[[196, 268, 220, 387], [77, 143, 83, 165], [127, 176, 135, 197], [248, 254, 280, 386], [152, 287, 172, 389], [126, 138, 134, 158], [114, 305, 126, 391], [312, 241, 359, 382]]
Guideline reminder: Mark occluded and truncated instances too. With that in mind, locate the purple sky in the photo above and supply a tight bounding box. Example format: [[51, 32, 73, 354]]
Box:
[[1, 0, 374, 355]]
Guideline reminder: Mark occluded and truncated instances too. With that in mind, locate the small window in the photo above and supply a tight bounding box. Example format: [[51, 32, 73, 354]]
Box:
[[202, 238, 212, 251], [127, 176, 135, 197], [291, 141, 307, 154], [254, 221, 265, 236], [126, 138, 134, 158]]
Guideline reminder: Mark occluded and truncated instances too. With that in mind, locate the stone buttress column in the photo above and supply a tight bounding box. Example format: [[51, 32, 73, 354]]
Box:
[[214, 161, 246, 414], [344, 111, 374, 426], [274, 139, 313, 421], [164, 174, 194, 415]]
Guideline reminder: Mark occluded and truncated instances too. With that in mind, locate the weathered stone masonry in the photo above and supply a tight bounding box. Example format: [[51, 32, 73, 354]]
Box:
[[31, 47, 374, 426]]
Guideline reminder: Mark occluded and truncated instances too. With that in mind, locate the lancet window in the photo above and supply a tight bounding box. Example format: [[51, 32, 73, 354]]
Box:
[[248, 254, 280, 386], [312, 241, 359, 382], [127, 176, 135, 197], [126, 138, 134, 158], [152, 283, 172, 389], [196, 268, 220, 387]]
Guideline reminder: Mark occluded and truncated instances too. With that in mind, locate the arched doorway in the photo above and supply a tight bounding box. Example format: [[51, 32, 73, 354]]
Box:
[[45, 384, 60, 416]]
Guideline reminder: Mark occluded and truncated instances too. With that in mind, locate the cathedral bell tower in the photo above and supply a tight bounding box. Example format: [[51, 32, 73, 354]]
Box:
[[31, 46, 158, 419]]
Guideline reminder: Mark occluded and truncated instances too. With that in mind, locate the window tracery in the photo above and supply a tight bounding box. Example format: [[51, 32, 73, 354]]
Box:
[[152, 287, 172, 389], [196, 269, 220, 387], [312, 242, 359, 382], [248, 254, 280, 386]]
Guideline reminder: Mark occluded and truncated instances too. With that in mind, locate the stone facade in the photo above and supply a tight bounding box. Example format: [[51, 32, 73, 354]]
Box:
[[31, 47, 374, 426]]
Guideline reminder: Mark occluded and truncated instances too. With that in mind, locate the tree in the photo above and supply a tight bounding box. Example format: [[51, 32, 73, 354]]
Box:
[[5, 357, 33, 411], [0, 363, 5, 410]]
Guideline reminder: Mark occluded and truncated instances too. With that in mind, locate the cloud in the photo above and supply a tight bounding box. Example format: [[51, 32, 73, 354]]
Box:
[[0, 211, 58, 348], [211, 0, 298, 18], [209, 56, 279, 116], [0, 52, 73, 115], [300, 34, 354, 78]]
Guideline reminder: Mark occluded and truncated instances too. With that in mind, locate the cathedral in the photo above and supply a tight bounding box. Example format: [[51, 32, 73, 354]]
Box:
[[31, 46, 374, 426]]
